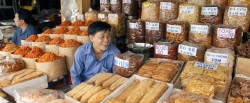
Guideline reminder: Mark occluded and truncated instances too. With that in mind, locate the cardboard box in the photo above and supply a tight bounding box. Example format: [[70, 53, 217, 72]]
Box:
[[235, 57, 250, 77]]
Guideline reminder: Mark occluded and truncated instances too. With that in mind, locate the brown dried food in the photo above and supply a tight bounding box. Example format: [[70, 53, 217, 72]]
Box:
[[107, 13, 125, 37], [100, 0, 111, 11], [236, 41, 250, 58], [141, 1, 159, 21], [25, 46, 45, 58], [200, 5, 223, 25], [177, 41, 205, 61], [110, 0, 122, 13], [154, 41, 178, 60], [159, 1, 179, 21], [128, 19, 145, 43], [188, 23, 213, 48], [187, 0, 206, 6], [166, 20, 189, 43], [178, 3, 200, 23], [71, 20, 84, 26], [35, 35, 51, 42], [60, 20, 72, 26], [14, 46, 32, 56], [85, 10, 98, 22], [37, 52, 62, 62], [168, 90, 210, 103], [229, 80, 250, 103], [213, 25, 242, 50], [25, 34, 38, 42], [223, 6, 250, 32], [228, 0, 250, 7], [60, 39, 82, 48], [53, 27, 68, 34], [145, 21, 166, 44], [66, 27, 82, 35], [0, 58, 25, 74], [42, 29, 53, 34], [2, 43, 19, 52], [49, 37, 65, 45], [206, 0, 228, 9], [122, 0, 139, 16]]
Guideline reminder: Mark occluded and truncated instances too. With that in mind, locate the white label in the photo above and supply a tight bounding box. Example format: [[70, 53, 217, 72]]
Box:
[[160, 2, 172, 10], [180, 6, 195, 14], [123, 0, 131, 3], [190, 25, 209, 34], [100, 0, 108, 4], [77, 15, 84, 20], [167, 24, 182, 34], [115, 57, 129, 68], [146, 22, 159, 30], [98, 14, 106, 19], [108, 14, 117, 19], [217, 28, 236, 38], [194, 61, 218, 70], [155, 45, 169, 55], [111, 0, 117, 4], [228, 7, 247, 16], [201, 7, 218, 16], [129, 23, 139, 29], [178, 44, 197, 56], [206, 52, 229, 63]]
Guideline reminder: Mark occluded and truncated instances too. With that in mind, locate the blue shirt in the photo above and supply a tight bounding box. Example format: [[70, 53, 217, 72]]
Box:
[[70, 42, 120, 87], [11, 24, 36, 46]]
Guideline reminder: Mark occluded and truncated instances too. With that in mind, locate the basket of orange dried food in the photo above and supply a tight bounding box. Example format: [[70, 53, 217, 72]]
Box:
[[0, 43, 19, 57], [22, 46, 44, 69], [64, 26, 82, 40], [50, 27, 68, 39], [45, 37, 65, 54], [21, 34, 38, 47], [11, 46, 32, 59], [31, 35, 51, 50]]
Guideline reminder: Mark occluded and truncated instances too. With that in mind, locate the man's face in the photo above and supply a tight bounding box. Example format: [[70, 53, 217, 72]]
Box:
[[90, 30, 111, 52], [14, 13, 24, 27]]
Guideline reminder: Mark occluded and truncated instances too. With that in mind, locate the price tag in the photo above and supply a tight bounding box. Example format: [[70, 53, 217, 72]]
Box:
[[123, 0, 131, 3], [194, 61, 218, 70], [217, 28, 236, 38], [160, 2, 172, 10], [77, 15, 84, 20], [190, 25, 209, 34], [98, 14, 106, 19], [108, 14, 117, 19], [129, 23, 139, 29], [180, 6, 195, 14], [178, 44, 197, 56], [146, 22, 159, 30], [100, 0, 108, 4], [111, 0, 117, 4], [228, 7, 247, 16], [115, 57, 129, 68], [167, 24, 182, 33], [155, 45, 169, 55], [206, 52, 229, 63], [201, 7, 218, 16]]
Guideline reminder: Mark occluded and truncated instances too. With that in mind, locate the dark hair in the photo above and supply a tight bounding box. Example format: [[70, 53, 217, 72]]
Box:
[[88, 21, 111, 36], [16, 9, 37, 25]]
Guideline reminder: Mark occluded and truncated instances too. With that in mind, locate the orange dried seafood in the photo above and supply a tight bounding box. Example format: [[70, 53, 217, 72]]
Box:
[[79, 30, 88, 36], [35, 35, 51, 42], [60, 39, 82, 48], [71, 20, 84, 26], [53, 27, 68, 34], [49, 37, 65, 45], [66, 27, 82, 35], [42, 29, 53, 34], [2, 43, 19, 52], [37, 52, 62, 62], [60, 20, 72, 26], [25, 34, 38, 42], [14, 46, 32, 55], [24, 46, 44, 58]]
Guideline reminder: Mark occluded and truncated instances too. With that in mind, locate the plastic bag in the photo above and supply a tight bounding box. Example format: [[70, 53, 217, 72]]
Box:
[[187, 0, 206, 6], [213, 25, 242, 50], [223, 5, 250, 32], [166, 20, 189, 43], [228, 0, 250, 7], [84, 8, 98, 22], [189, 23, 213, 48], [228, 79, 250, 103], [177, 41, 205, 61], [200, 5, 223, 24], [110, 0, 122, 13], [107, 13, 125, 37], [145, 21, 166, 44], [141, 1, 160, 21], [206, 0, 228, 9], [178, 3, 200, 23], [128, 19, 145, 43], [159, 1, 179, 21], [100, 0, 111, 11], [154, 41, 178, 60], [114, 51, 144, 78], [0, 57, 25, 74], [122, 0, 139, 17], [98, 9, 110, 22]]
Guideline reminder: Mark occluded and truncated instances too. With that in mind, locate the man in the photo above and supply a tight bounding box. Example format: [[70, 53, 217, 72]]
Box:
[[70, 21, 120, 87], [11, 9, 36, 46]]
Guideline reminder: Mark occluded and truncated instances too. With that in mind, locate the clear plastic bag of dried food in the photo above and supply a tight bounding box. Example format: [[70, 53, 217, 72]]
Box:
[[166, 20, 189, 43], [122, 0, 139, 17], [228, 0, 250, 7], [114, 51, 144, 78], [213, 25, 243, 50], [200, 5, 223, 24], [178, 3, 200, 23], [223, 5, 250, 32], [100, 0, 111, 11], [145, 21, 166, 44], [98, 9, 110, 22], [0, 57, 25, 75], [84, 8, 98, 22], [141, 1, 160, 21], [187, 0, 206, 6], [110, 0, 122, 13], [154, 41, 178, 60], [206, 0, 228, 9], [236, 41, 250, 58], [159, 1, 179, 21], [107, 13, 125, 37], [188, 23, 213, 48], [177, 41, 205, 61], [128, 19, 145, 43]]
